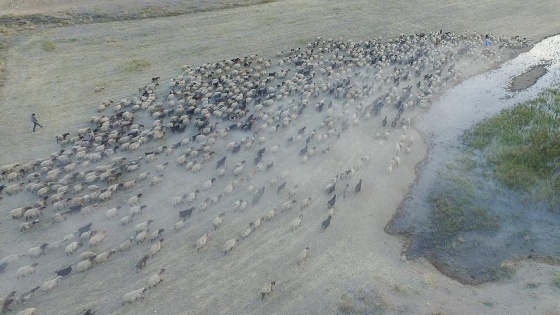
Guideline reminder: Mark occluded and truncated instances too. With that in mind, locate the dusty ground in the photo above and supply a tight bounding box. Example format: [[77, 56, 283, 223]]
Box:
[[1, 1, 560, 315]]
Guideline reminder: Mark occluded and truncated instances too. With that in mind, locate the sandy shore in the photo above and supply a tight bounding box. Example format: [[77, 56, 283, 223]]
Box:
[[1, 1, 560, 315]]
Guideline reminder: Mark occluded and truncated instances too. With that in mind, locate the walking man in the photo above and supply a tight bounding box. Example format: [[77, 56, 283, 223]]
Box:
[[31, 113, 43, 132]]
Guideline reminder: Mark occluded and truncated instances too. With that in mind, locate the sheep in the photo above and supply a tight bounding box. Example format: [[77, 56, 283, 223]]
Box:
[[260, 281, 276, 300], [322, 213, 334, 231], [23, 207, 43, 221], [16, 263, 39, 279], [28, 243, 48, 258], [136, 229, 150, 244], [223, 238, 238, 255], [185, 190, 199, 204], [150, 174, 164, 186], [20, 220, 40, 232], [79, 251, 98, 260], [291, 214, 304, 231], [15, 286, 39, 305], [116, 237, 135, 252], [135, 255, 149, 273], [300, 197, 312, 210], [5, 182, 25, 195], [89, 231, 106, 247], [355, 179, 362, 193], [148, 268, 166, 288], [149, 228, 164, 242], [0, 291, 16, 313], [213, 213, 225, 231], [138, 171, 150, 181], [76, 257, 94, 272], [179, 207, 194, 220], [121, 215, 134, 226], [10, 206, 31, 219], [65, 241, 81, 255], [173, 194, 186, 207], [266, 208, 276, 221], [240, 226, 252, 239], [202, 178, 216, 191], [288, 185, 298, 199], [174, 219, 186, 232], [327, 194, 336, 209], [148, 238, 164, 258], [0, 253, 27, 265], [93, 250, 115, 264], [297, 247, 309, 265], [135, 220, 154, 233], [128, 193, 143, 206], [155, 163, 169, 172], [106, 206, 121, 220], [280, 200, 297, 213], [54, 265, 73, 277], [17, 308, 37, 315], [130, 205, 147, 217], [122, 288, 147, 305], [40, 276, 62, 292], [77, 222, 93, 235], [197, 232, 209, 252]]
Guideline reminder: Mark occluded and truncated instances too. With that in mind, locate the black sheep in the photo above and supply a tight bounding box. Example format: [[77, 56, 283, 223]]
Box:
[[55, 265, 73, 277], [322, 215, 333, 231], [355, 179, 362, 193], [179, 207, 195, 220], [327, 194, 336, 209], [77, 222, 93, 236], [277, 181, 286, 193], [216, 156, 226, 169]]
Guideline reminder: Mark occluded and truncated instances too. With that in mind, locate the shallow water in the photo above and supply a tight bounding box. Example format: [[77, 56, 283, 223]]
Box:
[[387, 35, 560, 284]]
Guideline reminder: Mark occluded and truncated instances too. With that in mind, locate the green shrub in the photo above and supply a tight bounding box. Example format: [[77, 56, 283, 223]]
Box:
[[42, 40, 56, 51]]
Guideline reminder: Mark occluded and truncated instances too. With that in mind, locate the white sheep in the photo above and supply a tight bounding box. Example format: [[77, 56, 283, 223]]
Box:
[[0, 253, 27, 264], [196, 232, 209, 252], [106, 206, 121, 220], [65, 241, 81, 255], [40, 276, 62, 292], [121, 215, 134, 226], [20, 220, 40, 232], [5, 182, 25, 195], [116, 237, 134, 252], [136, 229, 149, 244], [16, 263, 39, 279], [93, 250, 115, 264], [89, 231, 106, 247], [291, 214, 303, 231], [223, 238, 238, 255], [129, 205, 147, 217], [128, 193, 143, 206], [240, 226, 252, 239], [174, 219, 186, 232], [76, 257, 94, 272], [148, 239, 164, 257], [17, 308, 37, 315], [122, 288, 147, 305], [135, 220, 154, 233], [79, 251, 98, 260], [148, 268, 166, 288], [10, 206, 31, 219], [173, 194, 186, 207], [213, 213, 225, 231], [150, 174, 164, 186], [28, 243, 48, 258], [260, 281, 276, 300], [266, 208, 276, 221], [202, 178, 215, 191], [297, 247, 310, 265]]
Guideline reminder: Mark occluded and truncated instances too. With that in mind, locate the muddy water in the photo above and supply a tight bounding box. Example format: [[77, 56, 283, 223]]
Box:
[[386, 35, 560, 284]]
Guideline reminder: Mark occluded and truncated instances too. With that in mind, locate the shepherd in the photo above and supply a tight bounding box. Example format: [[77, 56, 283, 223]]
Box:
[[31, 113, 43, 132]]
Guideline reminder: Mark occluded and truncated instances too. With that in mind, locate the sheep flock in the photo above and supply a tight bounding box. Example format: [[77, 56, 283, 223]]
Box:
[[0, 32, 530, 314]]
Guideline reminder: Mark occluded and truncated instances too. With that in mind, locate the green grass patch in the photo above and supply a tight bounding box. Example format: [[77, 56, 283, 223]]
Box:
[[123, 59, 151, 72], [42, 40, 56, 51], [431, 194, 499, 239], [463, 88, 560, 210], [553, 272, 560, 288], [488, 263, 515, 282]]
